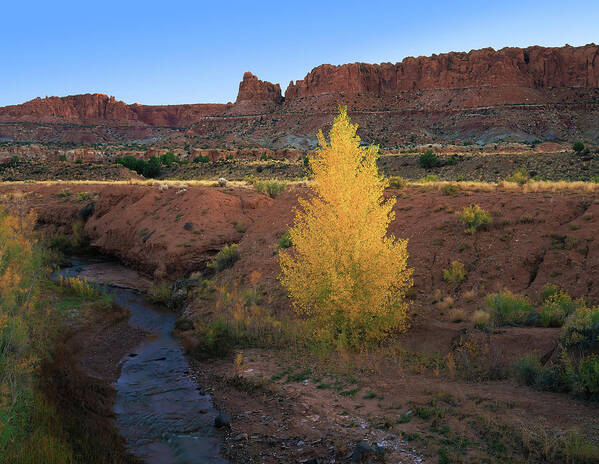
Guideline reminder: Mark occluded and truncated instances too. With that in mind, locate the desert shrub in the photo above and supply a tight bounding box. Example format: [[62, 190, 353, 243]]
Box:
[[56, 188, 72, 198], [278, 231, 292, 249], [456, 204, 492, 234], [116, 154, 142, 171], [59, 154, 67, 161], [538, 291, 584, 327], [160, 151, 177, 167], [441, 184, 459, 196], [116, 155, 161, 178], [573, 141, 585, 153], [191, 283, 306, 357], [207, 244, 240, 272], [511, 351, 599, 396], [388, 176, 408, 189], [541, 283, 560, 302], [448, 308, 467, 322], [561, 304, 599, 351], [485, 290, 535, 326], [591, 175, 599, 183], [419, 174, 440, 182], [279, 107, 413, 350], [58, 276, 98, 298], [76, 192, 91, 202], [142, 156, 162, 178], [443, 260, 466, 284], [512, 353, 543, 386], [463, 289, 477, 302], [190, 278, 216, 300], [233, 220, 246, 233], [577, 355, 599, 396], [506, 168, 530, 185], [194, 155, 210, 163], [0, 206, 81, 462], [148, 281, 184, 309], [419, 150, 438, 169], [252, 180, 286, 198], [471, 310, 490, 329], [437, 296, 454, 311]]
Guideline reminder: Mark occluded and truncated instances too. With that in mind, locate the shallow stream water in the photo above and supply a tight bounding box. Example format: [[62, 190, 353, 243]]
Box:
[[58, 258, 228, 464]]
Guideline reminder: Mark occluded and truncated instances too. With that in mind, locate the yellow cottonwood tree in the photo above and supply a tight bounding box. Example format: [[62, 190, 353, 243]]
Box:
[[279, 107, 413, 349]]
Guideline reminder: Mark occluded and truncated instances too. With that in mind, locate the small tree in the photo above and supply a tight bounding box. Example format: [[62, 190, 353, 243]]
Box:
[[419, 150, 438, 169], [279, 107, 413, 349], [573, 141, 585, 153]]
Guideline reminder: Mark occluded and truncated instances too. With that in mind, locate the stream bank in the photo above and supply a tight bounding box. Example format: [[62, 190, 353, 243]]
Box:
[[51, 257, 228, 464]]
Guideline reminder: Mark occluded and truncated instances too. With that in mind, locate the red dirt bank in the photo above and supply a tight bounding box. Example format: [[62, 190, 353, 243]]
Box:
[[4, 181, 599, 462], [4, 181, 597, 311]]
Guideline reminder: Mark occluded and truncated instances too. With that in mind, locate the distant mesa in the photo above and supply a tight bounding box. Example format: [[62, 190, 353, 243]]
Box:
[[0, 44, 598, 147]]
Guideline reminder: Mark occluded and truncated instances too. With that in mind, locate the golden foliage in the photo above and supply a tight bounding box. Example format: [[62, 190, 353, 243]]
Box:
[[279, 107, 413, 349]]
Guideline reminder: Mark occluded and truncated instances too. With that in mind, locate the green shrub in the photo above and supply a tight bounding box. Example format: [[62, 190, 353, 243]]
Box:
[[160, 151, 177, 167], [252, 180, 286, 198], [573, 141, 585, 153], [578, 355, 599, 395], [561, 304, 599, 351], [419, 150, 438, 169], [148, 281, 184, 309], [456, 204, 492, 234], [194, 155, 210, 163], [59, 154, 67, 162], [513, 353, 542, 386], [76, 192, 91, 202], [442, 261, 466, 284], [207, 244, 240, 272], [538, 292, 583, 327], [506, 168, 530, 185], [116, 155, 161, 178], [541, 283, 560, 302], [485, 290, 535, 326], [142, 156, 162, 178], [197, 279, 216, 300], [278, 231, 292, 249]]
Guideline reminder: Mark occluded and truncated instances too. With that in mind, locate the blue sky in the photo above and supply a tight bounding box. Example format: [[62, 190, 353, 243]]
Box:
[[1, 0, 598, 106]]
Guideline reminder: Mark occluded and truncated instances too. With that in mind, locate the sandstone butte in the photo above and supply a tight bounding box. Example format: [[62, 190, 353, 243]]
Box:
[[1, 44, 598, 146]]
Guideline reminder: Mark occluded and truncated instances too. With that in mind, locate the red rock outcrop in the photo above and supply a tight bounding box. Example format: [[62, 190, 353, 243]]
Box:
[[236, 72, 282, 104], [0, 44, 598, 146], [285, 44, 599, 99]]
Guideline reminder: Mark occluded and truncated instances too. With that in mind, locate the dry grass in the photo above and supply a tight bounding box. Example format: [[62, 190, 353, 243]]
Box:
[[437, 296, 455, 311], [448, 308, 467, 322], [2, 178, 598, 195], [463, 289, 477, 302], [472, 310, 491, 328]]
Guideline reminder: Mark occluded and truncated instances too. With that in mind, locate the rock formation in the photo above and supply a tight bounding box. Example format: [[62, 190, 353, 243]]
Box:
[[236, 72, 282, 104], [1, 44, 598, 147], [285, 44, 599, 99]]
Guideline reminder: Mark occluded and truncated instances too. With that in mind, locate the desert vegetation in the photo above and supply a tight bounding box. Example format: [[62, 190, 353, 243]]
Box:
[[1, 117, 599, 464]]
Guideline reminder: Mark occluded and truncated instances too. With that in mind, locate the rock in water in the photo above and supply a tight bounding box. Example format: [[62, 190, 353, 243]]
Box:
[[214, 413, 230, 428]]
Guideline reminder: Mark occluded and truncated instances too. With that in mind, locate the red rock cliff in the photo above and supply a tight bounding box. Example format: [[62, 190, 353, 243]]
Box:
[[236, 72, 282, 103], [285, 44, 599, 99], [0, 94, 137, 124]]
